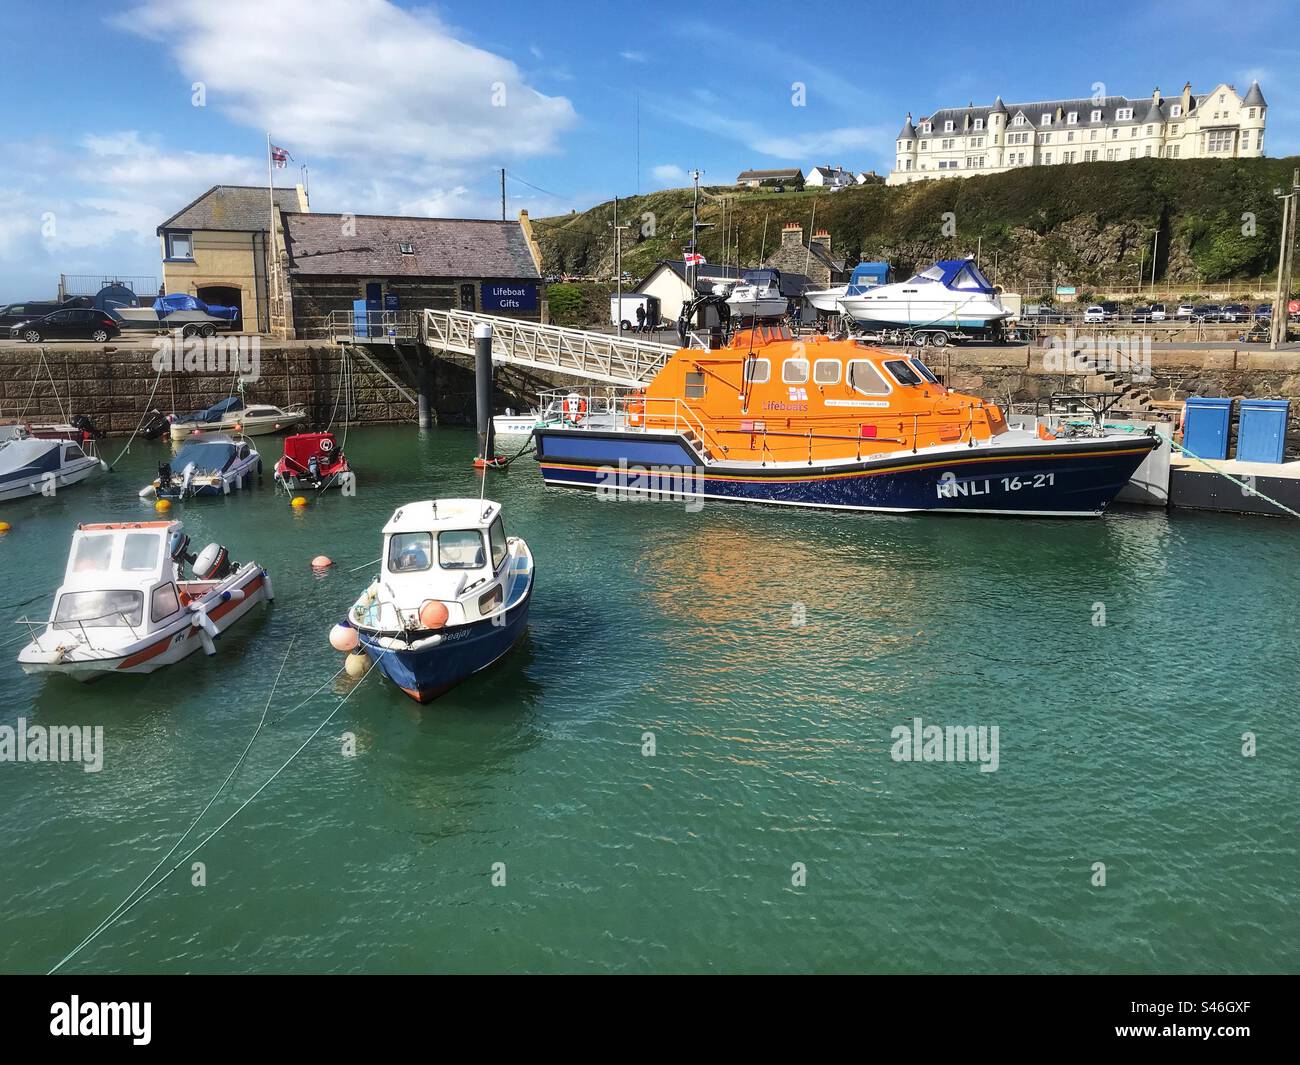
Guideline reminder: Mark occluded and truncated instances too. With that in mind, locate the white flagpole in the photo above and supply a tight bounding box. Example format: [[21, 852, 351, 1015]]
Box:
[[267, 132, 278, 319]]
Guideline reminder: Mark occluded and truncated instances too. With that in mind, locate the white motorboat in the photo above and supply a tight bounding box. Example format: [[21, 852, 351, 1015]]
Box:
[[140, 434, 262, 499], [0, 436, 103, 502], [16, 520, 272, 679], [726, 269, 788, 318], [805, 262, 892, 312], [491, 389, 620, 438], [169, 397, 306, 440], [837, 257, 1010, 335]]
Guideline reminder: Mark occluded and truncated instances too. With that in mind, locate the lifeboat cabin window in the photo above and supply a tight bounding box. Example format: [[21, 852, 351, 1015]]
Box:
[[388, 532, 432, 573], [782, 358, 808, 384], [54, 589, 143, 629], [884, 359, 923, 385], [478, 585, 504, 614], [489, 516, 508, 570], [910, 359, 940, 384], [151, 582, 180, 622], [685, 372, 706, 399], [743, 358, 770, 384], [438, 529, 485, 570], [847, 360, 891, 396], [813, 359, 841, 385]]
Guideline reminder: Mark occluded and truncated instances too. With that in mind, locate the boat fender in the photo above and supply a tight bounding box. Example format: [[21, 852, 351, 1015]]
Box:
[[330, 622, 360, 652], [139, 484, 156, 499], [418, 600, 449, 630], [191, 609, 220, 640], [262, 570, 275, 601], [220, 588, 245, 602], [344, 651, 368, 679], [197, 628, 217, 656]]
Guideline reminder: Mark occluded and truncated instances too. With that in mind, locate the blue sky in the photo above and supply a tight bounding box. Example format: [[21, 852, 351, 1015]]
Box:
[[1, 0, 1295, 297]]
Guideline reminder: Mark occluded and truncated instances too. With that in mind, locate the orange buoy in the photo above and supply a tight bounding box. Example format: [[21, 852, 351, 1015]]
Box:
[[0, 521, 11, 533], [291, 496, 308, 508], [329, 623, 359, 651], [155, 499, 172, 512], [311, 555, 333, 569], [418, 600, 449, 629]]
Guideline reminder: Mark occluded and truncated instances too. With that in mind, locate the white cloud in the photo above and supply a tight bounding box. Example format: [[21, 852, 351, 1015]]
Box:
[[620, 50, 647, 63], [119, 0, 576, 164], [651, 164, 688, 185]]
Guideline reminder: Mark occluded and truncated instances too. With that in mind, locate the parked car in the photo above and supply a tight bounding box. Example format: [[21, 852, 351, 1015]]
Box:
[[9, 308, 121, 343], [1175, 304, 1195, 318], [1098, 301, 1121, 321], [1150, 303, 1167, 321], [1254, 304, 1273, 320], [1192, 304, 1223, 322], [1220, 303, 1250, 323], [1083, 305, 1106, 323], [1024, 304, 1068, 323], [1131, 305, 1153, 322], [0, 297, 91, 330]]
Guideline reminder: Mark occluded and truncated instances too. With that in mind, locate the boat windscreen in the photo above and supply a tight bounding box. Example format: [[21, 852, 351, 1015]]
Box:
[[173, 442, 234, 471], [906, 265, 947, 284], [54, 589, 143, 629], [910, 359, 940, 384], [884, 359, 923, 385]]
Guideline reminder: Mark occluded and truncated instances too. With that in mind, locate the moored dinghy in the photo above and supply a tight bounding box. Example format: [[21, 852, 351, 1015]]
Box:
[[140, 434, 261, 500], [16, 520, 273, 679], [0, 435, 103, 503], [333, 499, 533, 703], [274, 431, 352, 491]]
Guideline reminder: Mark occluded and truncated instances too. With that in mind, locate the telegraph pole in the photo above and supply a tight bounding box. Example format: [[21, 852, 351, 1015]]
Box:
[[501, 168, 506, 221], [1271, 168, 1299, 350]]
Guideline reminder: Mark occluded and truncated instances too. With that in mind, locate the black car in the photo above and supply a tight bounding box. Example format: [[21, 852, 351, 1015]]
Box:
[[1098, 300, 1121, 321], [9, 308, 121, 343], [1220, 303, 1249, 322], [1192, 304, 1223, 322]]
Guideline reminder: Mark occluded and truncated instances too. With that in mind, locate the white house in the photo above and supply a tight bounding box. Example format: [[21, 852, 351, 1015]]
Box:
[[805, 165, 856, 189], [888, 81, 1267, 185], [636, 260, 742, 324]]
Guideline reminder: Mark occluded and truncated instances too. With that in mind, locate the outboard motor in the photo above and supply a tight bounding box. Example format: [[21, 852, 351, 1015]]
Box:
[[158, 460, 173, 486], [193, 543, 237, 581], [70, 414, 103, 440], [169, 530, 196, 575], [307, 454, 321, 482]]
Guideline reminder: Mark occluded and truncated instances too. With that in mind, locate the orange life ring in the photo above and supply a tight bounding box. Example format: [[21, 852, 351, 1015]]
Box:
[[564, 392, 587, 423]]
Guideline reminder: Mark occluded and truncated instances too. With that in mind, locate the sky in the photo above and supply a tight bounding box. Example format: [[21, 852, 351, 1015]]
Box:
[[0, 0, 1296, 297]]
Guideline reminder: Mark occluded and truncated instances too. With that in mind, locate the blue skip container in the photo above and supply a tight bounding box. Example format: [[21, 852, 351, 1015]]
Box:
[[1183, 397, 1234, 460], [1236, 399, 1290, 464]]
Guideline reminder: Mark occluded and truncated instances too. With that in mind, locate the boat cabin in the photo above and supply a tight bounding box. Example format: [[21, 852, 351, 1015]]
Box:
[[639, 325, 1009, 463], [281, 432, 345, 475], [51, 521, 183, 635], [379, 499, 512, 627]]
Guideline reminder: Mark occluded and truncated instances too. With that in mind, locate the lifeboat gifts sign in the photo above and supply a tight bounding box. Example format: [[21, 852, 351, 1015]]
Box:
[[482, 283, 538, 312]]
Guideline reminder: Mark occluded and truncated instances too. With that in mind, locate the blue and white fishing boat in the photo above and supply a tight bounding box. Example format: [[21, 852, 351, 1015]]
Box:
[[335, 499, 534, 703], [837, 257, 1010, 339], [139, 434, 261, 500], [0, 435, 103, 502]]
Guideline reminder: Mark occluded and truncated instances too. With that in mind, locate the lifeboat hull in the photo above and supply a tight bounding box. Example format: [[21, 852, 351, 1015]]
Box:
[[534, 429, 1159, 517]]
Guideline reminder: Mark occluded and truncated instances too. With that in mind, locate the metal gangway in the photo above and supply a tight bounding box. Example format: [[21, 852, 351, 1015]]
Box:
[[423, 309, 675, 386]]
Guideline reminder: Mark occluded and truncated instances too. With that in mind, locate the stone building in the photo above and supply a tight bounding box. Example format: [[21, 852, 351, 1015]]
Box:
[[888, 80, 1267, 185], [735, 167, 804, 187], [761, 223, 846, 289], [279, 212, 543, 337], [157, 184, 310, 332]]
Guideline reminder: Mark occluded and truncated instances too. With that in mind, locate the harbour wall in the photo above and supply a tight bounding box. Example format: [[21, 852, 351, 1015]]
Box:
[[3, 342, 1300, 450]]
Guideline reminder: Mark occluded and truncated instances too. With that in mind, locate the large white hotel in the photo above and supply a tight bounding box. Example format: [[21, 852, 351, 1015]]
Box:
[[886, 81, 1267, 186]]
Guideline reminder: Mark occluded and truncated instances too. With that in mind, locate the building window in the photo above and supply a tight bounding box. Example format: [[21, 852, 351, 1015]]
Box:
[[398, 242, 414, 255], [1170, 104, 1182, 118], [1129, 147, 1136, 159], [1207, 129, 1234, 152], [1130, 127, 1137, 137], [1111, 128, 1118, 139], [944, 120, 953, 132], [166, 232, 193, 260], [973, 118, 983, 130], [459, 283, 476, 310], [1146, 125, 1153, 135], [1117, 107, 1133, 120], [1041, 114, 1051, 126], [1171, 145, 1180, 158], [1067, 111, 1078, 124], [1247, 107, 1255, 119], [1090, 130, 1098, 141], [1170, 124, 1180, 136], [920, 141, 928, 150], [921, 122, 931, 134], [1091, 109, 1102, 122], [1067, 131, 1075, 142], [905, 159, 913, 170], [1043, 152, 1052, 164], [1144, 146, 1152, 157]]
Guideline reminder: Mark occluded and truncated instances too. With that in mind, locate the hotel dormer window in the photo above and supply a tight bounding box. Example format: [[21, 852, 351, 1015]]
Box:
[[973, 118, 983, 130], [1041, 114, 1051, 126], [1091, 109, 1102, 122], [1117, 107, 1133, 120], [1012, 115, 1025, 126], [944, 120, 953, 132], [1067, 111, 1078, 124], [1170, 104, 1182, 117]]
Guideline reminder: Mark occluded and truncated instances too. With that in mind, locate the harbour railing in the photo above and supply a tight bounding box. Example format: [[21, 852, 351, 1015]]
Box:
[[424, 309, 675, 386], [325, 310, 422, 343]]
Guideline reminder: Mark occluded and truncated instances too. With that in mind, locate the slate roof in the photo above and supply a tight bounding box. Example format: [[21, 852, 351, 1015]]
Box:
[[158, 185, 303, 233], [1243, 80, 1267, 107], [736, 168, 804, 182], [913, 92, 1209, 132], [898, 113, 917, 140], [281, 214, 540, 279]]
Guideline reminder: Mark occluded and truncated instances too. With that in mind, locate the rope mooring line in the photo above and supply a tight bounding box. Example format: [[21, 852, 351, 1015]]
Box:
[[106, 361, 166, 470]]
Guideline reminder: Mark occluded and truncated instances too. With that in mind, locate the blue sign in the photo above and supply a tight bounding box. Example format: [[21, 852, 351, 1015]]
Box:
[[482, 282, 538, 312], [383, 293, 400, 311]]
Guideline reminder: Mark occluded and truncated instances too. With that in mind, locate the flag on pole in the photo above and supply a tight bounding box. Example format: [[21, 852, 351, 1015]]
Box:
[[683, 251, 706, 267], [270, 144, 291, 168]]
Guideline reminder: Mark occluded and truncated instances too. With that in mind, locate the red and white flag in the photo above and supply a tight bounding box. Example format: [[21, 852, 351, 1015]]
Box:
[[683, 251, 706, 267], [270, 144, 291, 168]]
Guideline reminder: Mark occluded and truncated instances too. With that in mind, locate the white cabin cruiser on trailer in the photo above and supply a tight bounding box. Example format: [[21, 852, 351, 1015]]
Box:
[[726, 269, 787, 318], [837, 257, 1010, 342]]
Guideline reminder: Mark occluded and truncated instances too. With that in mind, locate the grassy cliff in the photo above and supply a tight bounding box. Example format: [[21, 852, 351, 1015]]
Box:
[[532, 156, 1300, 292]]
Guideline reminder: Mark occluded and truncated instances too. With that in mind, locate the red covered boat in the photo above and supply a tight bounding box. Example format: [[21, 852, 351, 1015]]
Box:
[[273, 431, 352, 491]]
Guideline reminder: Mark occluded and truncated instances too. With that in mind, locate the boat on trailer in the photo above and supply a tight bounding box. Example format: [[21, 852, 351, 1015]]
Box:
[[837, 257, 1010, 344], [16, 521, 273, 679], [334, 499, 533, 703], [532, 321, 1159, 517]]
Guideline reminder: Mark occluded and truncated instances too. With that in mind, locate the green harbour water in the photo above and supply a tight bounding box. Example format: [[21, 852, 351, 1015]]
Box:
[[0, 425, 1297, 974]]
